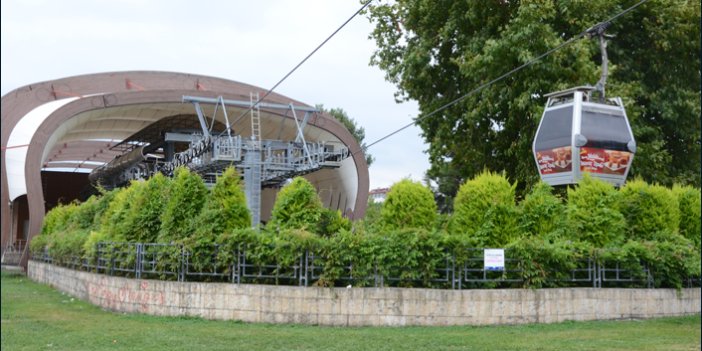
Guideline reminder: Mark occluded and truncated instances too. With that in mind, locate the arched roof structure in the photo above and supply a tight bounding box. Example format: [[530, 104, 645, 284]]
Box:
[[1, 71, 369, 265]]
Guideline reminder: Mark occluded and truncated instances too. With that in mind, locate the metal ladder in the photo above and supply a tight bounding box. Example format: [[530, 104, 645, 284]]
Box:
[[250, 92, 262, 148], [246, 92, 262, 226]]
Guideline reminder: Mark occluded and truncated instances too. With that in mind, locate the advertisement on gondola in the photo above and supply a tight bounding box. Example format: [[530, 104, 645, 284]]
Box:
[[535, 146, 572, 175], [580, 147, 631, 175]]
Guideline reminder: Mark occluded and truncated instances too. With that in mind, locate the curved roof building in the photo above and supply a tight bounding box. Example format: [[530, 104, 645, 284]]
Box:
[[1, 71, 369, 266]]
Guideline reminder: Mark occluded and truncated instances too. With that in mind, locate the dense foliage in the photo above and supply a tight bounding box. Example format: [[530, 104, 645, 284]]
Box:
[[518, 182, 566, 239], [33, 169, 699, 290], [159, 167, 208, 242], [366, 0, 701, 201], [450, 170, 517, 246], [380, 179, 437, 231], [193, 167, 251, 239], [268, 177, 324, 231], [566, 175, 625, 247], [618, 179, 679, 241], [672, 185, 701, 249]]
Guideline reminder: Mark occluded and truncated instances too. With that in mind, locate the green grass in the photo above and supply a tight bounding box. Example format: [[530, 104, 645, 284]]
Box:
[[2, 270, 700, 351]]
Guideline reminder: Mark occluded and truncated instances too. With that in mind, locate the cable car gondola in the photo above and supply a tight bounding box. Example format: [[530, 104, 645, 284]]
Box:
[[532, 23, 636, 187]]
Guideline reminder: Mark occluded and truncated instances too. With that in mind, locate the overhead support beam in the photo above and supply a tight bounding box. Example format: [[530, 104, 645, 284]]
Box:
[[164, 132, 196, 143], [192, 102, 211, 138], [290, 104, 316, 167], [182, 96, 319, 113]]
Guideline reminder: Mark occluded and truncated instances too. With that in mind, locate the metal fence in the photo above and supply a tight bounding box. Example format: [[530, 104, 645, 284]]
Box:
[[31, 242, 700, 289]]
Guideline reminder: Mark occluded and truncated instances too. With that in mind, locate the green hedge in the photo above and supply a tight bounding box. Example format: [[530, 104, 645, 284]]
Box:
[[673, 185, 701, 249], [33, 169, 701, 290]]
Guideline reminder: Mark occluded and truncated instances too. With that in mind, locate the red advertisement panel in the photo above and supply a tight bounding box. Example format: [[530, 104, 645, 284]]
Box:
[[580, 147, 631, 175], [536, 146, 572, 175]]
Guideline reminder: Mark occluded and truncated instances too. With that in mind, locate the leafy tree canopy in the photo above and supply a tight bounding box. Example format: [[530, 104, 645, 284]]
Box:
[[367, 0, 700, 199], [317, 105, 374, 166]]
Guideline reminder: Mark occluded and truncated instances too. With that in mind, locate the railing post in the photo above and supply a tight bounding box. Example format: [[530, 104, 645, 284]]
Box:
[[646, 263, 653, 289], [135, 243, 142, 279], [110, 244, 116, 276], [451, 255, 457, 290], [180, 245, 186, 282], [232, 247, 240, 284]]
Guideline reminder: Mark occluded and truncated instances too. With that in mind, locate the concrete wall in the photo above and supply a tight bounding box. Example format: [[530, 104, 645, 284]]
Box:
[[28, 260, 701, 327]]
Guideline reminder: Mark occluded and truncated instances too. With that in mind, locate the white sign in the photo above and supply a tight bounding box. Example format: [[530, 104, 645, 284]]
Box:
[[484, 249, 505, 271]]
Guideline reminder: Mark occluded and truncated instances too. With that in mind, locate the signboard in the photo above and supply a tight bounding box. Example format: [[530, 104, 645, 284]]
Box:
[[536, 146, 572, 175], [580, 147, 631, 175], [484, 249, 505, 271]]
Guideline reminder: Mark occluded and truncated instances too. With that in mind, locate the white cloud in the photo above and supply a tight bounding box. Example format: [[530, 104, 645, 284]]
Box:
[[1, 0, 431, 190]]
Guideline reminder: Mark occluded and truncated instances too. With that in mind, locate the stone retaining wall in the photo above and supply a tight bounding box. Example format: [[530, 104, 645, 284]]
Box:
[[28, 260, 700, 326]]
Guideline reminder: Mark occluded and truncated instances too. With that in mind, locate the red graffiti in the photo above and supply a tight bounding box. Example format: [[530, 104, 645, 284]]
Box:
[[88, 280, 164, 313]]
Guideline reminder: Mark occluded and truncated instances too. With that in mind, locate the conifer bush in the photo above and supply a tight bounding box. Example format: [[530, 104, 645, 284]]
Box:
[[518, 182, 566, 238], [124, 173, 171, 243], [450, 170, 517, 246], [673, 185, 701, 250], [618, 179, 680, 241], [31, 203, 78, 256], [566, 175, 625, 247], [159, 167, 208, 242], [192, 167, 250, 240], [99, 184, 138, 242], [188, 168, 250, 271], [268, 177, 323, 231], [380, 179, 437, 231]]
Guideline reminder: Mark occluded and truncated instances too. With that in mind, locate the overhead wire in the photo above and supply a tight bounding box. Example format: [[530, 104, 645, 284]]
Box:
[[232, 0, 374, 127], [355, 0, 649, 156]]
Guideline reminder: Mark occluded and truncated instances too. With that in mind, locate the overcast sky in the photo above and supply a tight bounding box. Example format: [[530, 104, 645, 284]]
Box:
[[1, 0, 430, 190]]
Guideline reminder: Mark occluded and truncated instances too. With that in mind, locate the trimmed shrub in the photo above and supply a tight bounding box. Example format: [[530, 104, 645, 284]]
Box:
[[187, 168, 251, 271], [41, 202, 79, 236], [124, 173, 171, 243], [159, 167, 208, 242], [98, 184, 138, 242], [618, 179, 680, 241], [34, 201, 94, 263], [518, 182, 566, 238], [566, 175, 625, 247], [268, 177, 323, 231], [29, 233, 49, 256], [83, 230, 110, 261], [49, 229, 90, 265], [192, 167, 251, 240], [673, 185, 701, 250], [380, 179, 437, 231], [450, 170, 517, 246]]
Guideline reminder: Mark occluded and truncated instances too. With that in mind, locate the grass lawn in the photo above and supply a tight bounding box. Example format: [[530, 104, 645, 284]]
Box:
[[1, 270, 700, 351]]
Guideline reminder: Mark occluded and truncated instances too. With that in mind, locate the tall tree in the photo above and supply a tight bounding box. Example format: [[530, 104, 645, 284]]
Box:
[[367, 0, 700, 199], [318, 105, 375, 166]]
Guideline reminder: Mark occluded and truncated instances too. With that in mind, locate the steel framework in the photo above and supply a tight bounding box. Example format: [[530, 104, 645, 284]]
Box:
[[89, 95, 351, 226]]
